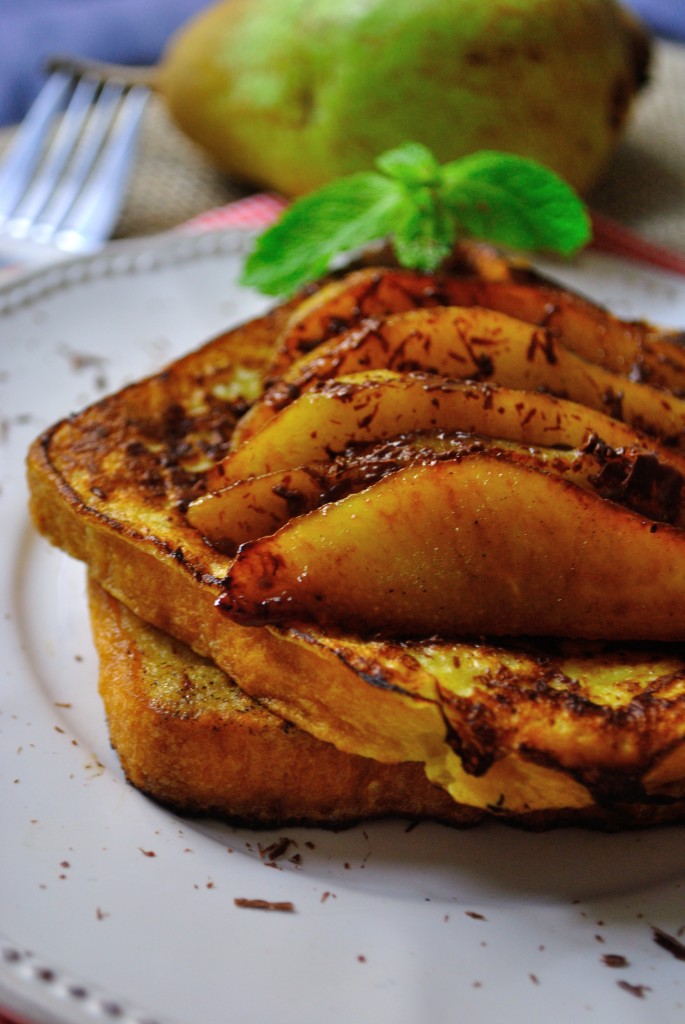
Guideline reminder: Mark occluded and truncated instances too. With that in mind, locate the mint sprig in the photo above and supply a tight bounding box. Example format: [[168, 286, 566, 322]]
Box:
[[241, 142, 591, 297]]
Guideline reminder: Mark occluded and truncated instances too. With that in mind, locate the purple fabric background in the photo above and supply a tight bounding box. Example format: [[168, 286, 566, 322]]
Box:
[[1, 0, 683, 126], [623, 0, 685, 43], [0, 0, 212, 125]]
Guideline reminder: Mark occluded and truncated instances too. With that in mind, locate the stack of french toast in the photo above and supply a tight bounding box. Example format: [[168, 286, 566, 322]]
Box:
[[27, 243, 685, 830]]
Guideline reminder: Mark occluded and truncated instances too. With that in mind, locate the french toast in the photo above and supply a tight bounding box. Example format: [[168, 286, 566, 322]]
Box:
[[88, 576, 481, 827], [27, 246, 685, 828], [88, 576, 685, 831]]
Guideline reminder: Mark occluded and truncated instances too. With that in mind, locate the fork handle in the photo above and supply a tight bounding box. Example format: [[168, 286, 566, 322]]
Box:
[[44, 55, 159, 89]]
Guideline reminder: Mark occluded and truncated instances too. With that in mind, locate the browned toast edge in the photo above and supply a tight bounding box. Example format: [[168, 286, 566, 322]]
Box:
[[88, 576, 482, 829]]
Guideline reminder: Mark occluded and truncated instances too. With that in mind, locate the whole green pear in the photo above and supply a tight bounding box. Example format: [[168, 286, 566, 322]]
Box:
[[158, 0, 650, 196]]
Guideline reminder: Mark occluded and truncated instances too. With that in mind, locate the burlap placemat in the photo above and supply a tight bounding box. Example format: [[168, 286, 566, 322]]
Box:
[[588, 40, 685, 254], [1, 39, 684, 253], [111, 99, 250, 238]]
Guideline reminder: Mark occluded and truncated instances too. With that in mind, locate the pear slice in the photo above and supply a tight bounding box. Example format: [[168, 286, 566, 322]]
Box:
[[189, 432, 685, 550], [188, 467, 325, 553], [219, 453, 685, 641], [240, 306, 685, 445], [213, 372, 685, 490], [270, 265, 685, 392]]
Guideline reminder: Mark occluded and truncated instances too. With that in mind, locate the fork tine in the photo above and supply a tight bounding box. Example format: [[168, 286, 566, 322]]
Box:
[[0, 56, 152, 263], [0, 70, 74, 221], [55, 84, 150, 252], [31, 81, 128, 245], [4, 75, 101, 238]]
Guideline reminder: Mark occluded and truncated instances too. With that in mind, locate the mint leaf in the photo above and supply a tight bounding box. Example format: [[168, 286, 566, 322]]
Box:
[[241, 144, 591, 296], [375, 141, 441, 187], [393, 188, 455, 271], [241, 172, 408, 296], [440, 151, 591, 257]]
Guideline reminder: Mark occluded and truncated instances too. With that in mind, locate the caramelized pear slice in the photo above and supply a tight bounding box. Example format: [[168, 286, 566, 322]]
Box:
[[239, 306, 685, 446], [188, 467, 324, 553], [189, 432, 685, 551], [270, 265, 685, 390], [213, 372, 685, 490], [219, 453, 685, 642]]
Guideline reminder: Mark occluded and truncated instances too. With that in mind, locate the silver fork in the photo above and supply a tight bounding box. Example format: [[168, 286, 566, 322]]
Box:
[[0, 55, 154, 268]]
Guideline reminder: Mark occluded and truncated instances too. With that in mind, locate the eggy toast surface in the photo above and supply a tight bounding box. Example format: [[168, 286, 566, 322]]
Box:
[[27, 260, 685, 826]]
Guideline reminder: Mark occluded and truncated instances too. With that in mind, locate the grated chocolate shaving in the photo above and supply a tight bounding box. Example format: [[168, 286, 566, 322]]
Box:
[[234, 898, 295, 912], [652, 925, 685, 961]]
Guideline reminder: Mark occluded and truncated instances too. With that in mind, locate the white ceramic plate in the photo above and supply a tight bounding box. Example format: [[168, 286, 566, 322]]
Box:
[[2, 230, 685, 1024]]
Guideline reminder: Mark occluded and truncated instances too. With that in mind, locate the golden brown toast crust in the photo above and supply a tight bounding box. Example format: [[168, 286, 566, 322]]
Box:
[[89, 578, 685, 831], [88, 577, 481, 828]]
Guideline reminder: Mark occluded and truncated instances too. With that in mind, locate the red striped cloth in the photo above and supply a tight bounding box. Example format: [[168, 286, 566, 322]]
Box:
[[590, 211, 685, 277], [179, 192, 288, 232]]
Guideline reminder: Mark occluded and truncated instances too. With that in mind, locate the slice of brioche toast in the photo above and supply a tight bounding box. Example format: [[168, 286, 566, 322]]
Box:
[[27, 251, 685, 827], [88, 576, 481, 828], [88, 576, 685, 831]]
